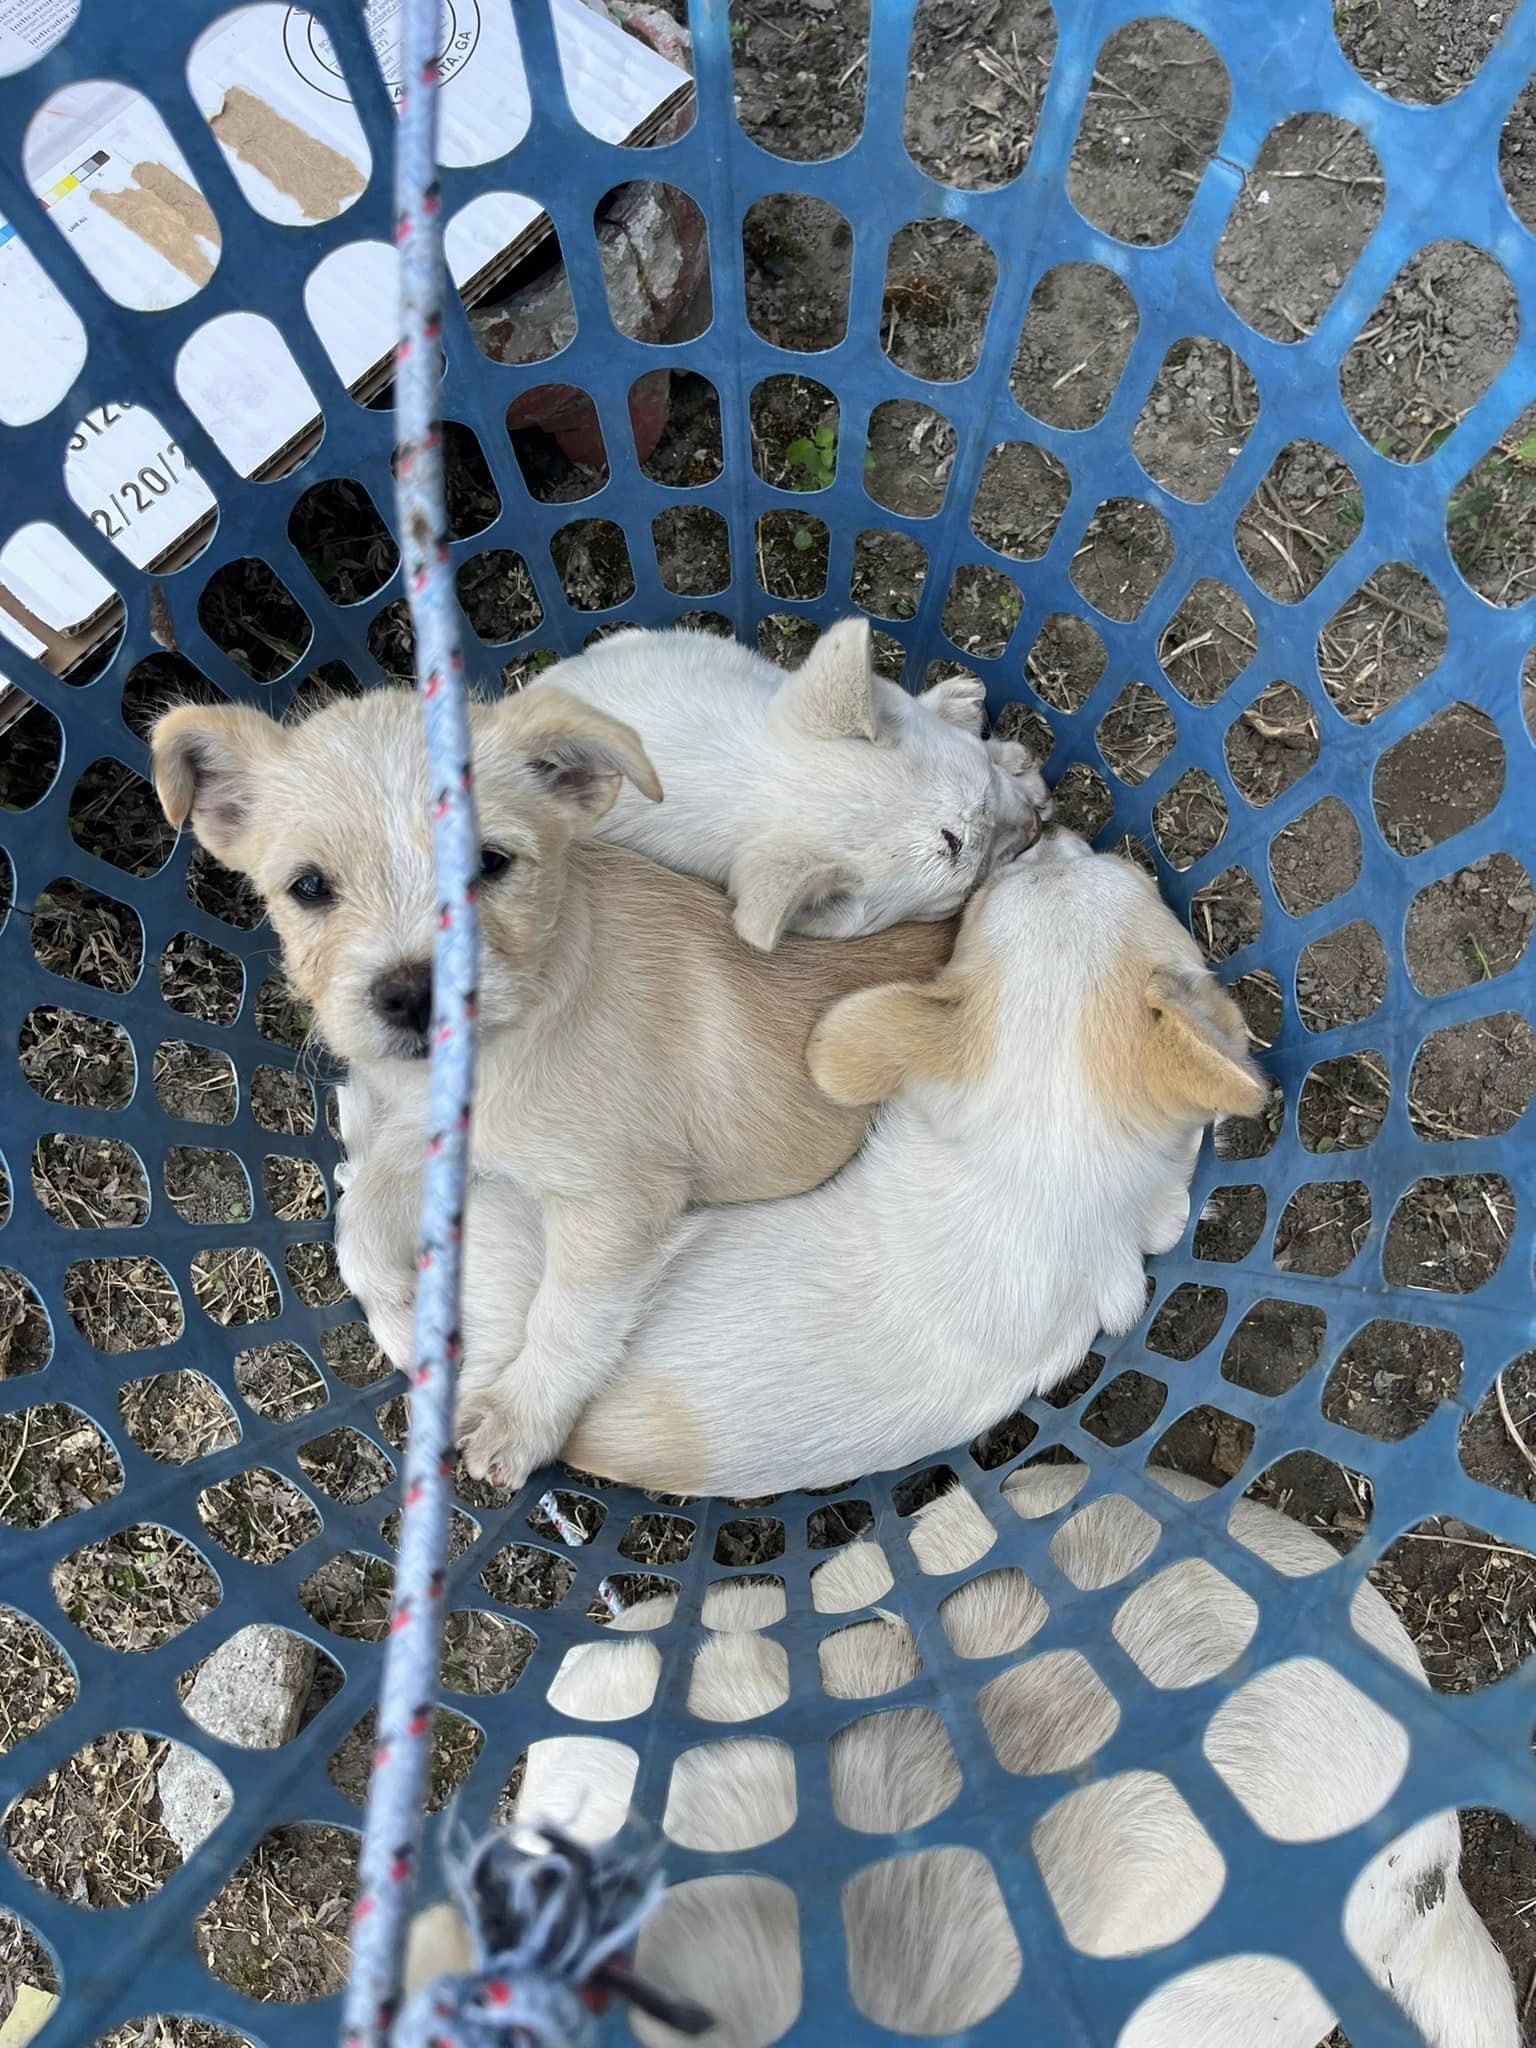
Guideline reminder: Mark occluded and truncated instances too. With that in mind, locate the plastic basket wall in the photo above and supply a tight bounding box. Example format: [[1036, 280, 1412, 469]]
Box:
[[2, 0, 1535, 2042]]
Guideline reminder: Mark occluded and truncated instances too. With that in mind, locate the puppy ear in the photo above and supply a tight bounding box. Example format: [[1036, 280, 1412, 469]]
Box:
[[151, 703, 286, 860], [922, 672, 987, 735], [778, 618, 879, 741], [730, 836, 860, 951], [809, 973, 991, 1106], [502, 686, 662, 822], [1143, 968, 1266, 1120]]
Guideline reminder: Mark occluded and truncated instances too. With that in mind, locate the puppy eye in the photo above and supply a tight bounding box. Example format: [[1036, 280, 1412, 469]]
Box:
[[288, 869, 334, 906], [479, 845, 516, 883], [940, 828, 963, 859]]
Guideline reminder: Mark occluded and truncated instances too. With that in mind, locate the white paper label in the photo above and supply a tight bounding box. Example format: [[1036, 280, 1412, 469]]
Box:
[[64, 402, 216, 569]]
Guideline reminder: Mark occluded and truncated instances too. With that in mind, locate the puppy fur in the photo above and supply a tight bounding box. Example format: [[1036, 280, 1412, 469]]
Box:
[[152, 684, 954, 1488], [533, 617, 1050, 948], [554, 830, 1263, 1494], [348, 832, 1259, 1493], [404, 1475, 1516, 2048]]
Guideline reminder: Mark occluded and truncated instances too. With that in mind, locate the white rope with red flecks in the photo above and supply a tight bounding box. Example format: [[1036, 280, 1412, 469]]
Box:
[[339, 7, 707, 2044], [338, 0, 479, 2040]]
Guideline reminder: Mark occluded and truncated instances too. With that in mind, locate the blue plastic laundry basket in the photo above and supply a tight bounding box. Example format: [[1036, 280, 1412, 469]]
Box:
[[2, 1, 1534, 2042]]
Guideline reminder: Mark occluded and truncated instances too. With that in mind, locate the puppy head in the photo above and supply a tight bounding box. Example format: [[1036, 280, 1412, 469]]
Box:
[[734, 618, 1042, 950], [152, 685, 659, 1065], [810, 830, 1264, 1135]]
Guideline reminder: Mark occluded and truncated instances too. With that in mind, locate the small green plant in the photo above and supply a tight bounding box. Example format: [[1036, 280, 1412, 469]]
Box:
[[1446, 484, 1496, 533], [785, 420, 837, 491], [1444, 428, 1536, 569]]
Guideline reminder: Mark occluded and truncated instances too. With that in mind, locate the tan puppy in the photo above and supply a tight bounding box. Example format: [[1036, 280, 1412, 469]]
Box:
[[151, 686, 953, 1488]]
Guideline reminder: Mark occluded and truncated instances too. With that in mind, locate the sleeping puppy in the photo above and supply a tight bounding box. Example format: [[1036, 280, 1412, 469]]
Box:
[[357, 828, 1257, 1468], [563, 828, 1265, 1493], [403, 1478, 1518, 2048], [535, 617, 1049, 948], [151, 685, 954, 1491]]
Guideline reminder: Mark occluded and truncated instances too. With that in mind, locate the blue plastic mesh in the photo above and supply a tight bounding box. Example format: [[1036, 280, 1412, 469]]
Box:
[[1, 1, 1534, 2042]]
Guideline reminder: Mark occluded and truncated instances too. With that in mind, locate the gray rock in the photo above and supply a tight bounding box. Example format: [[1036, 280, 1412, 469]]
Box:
[[158, 1624, 316, 1856], [158, 1744, 232, 1859]]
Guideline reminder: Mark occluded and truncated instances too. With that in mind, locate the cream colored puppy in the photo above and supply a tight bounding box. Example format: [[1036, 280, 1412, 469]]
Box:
[[562, 829, 1263, 1493], [405, 1476, 1517, 2048], [151, 686, 953, 1489], [539, 618, 1049, 948]]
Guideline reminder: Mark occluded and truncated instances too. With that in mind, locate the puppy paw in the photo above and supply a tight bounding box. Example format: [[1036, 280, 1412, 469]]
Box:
[[457, 1404, 564, 1494], [457, 1412, 531, 1493], [986, 736, 1031, 776], [923, 673, 987, 735], [987, 737, 1053, 820]]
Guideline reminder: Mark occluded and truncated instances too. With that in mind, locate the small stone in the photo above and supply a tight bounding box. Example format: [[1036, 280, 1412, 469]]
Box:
[[158, 1744, 231, 1858], [157, 1624, 316, 1855]]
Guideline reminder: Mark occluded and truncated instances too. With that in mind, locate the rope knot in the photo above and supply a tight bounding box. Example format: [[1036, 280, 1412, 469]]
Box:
[[397, 1824, 712, 2048]]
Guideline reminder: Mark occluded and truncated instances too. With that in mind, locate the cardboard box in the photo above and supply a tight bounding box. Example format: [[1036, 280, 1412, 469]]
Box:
[[0, 0, 690, 700]]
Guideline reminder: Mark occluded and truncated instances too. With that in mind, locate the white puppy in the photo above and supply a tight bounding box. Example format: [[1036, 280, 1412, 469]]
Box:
[[393, 834, 1516, 2043], [403, 1473, 1516, 2048], [340, 831, 1258, 1472], [536, 619, 1049, 948], [325, 830, 1231, 1462], [563, 829, 1264, 1492]]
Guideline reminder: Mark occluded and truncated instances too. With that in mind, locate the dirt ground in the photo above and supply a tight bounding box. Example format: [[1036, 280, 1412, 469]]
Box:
[[3, 0, 1536, 2040]]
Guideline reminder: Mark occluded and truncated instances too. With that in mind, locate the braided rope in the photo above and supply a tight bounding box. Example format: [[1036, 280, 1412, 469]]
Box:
[[340, 0, 480, 2038], [395, 1824, 713, 2048]]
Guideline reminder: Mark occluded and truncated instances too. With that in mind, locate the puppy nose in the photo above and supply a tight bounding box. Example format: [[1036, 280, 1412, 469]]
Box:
[[991, 806, 1043, 866], [1014, 804, 1044, 853], [372, 962, 433, 1038]]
